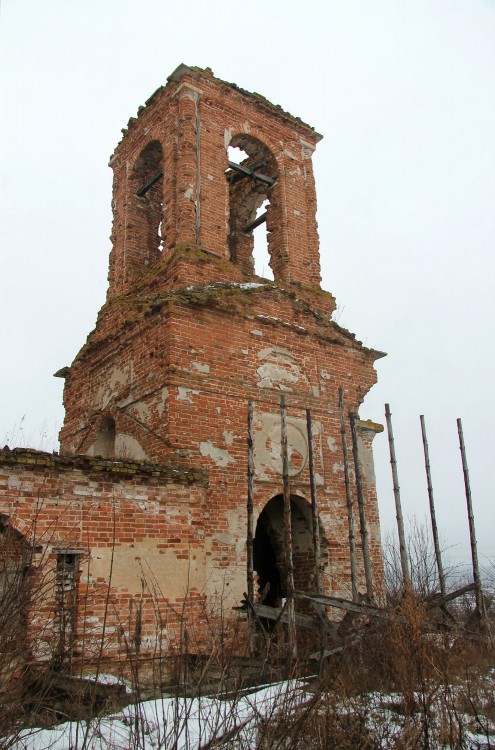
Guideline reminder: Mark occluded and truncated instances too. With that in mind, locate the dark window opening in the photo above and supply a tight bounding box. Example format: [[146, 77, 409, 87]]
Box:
[[55, 553, 79, 666], [253, 495, 327, 611]]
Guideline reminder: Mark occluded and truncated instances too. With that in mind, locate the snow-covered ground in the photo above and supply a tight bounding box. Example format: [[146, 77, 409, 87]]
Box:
[[6, 675, 495, 749]]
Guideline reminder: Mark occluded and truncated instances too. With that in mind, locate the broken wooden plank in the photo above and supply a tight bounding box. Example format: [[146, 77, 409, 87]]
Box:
[[253, 602, 318, 630], [295, 590, 392, 620], [426, 582, 476, 608]]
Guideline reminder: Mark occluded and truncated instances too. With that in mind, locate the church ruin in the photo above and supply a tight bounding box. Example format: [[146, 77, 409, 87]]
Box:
[[0, 65, 385, 669]]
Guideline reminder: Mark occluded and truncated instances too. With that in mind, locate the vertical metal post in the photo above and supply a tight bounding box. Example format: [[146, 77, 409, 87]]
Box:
[[457, 418, 484, 619], [385, 404, 411, 592], [338, 388, 359, 602], [420, 415, 446, 597], [280, 396, 297, 659], [247, 401, 255, 607], [306, 409, 322, 594], [349, 412, 374, 603]]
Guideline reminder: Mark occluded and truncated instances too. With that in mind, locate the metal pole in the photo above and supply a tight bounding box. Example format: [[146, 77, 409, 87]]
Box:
[[457, 418, 484, 619], [338, 388, 359, 602], [306, 409, 322, 594], [280, 396, 297, 659], [385, 404, 411, 592], [349, 412, 374, 603], [420, 415, 446, 597]]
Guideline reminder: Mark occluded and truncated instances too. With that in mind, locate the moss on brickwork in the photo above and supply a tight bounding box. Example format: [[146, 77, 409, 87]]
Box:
[[0, 448, 208, 486]]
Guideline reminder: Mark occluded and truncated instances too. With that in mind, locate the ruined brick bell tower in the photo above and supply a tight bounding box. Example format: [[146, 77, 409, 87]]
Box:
[[58, 64, 385, 615]]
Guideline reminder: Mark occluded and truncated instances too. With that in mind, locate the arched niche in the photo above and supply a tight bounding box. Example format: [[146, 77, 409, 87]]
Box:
[[93, 416, 116, 459]]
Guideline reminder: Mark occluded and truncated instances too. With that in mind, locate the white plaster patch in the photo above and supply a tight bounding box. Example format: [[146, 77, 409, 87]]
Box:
[[251, 330, 263, 337], [327, 437, 338, 453], [207, 174, 214, 181], [130, 401, 152, 425], [321, 369, 331, 380], [284, 149, 298, 161], [332, 462, 344, 474], [184, 187, 194, 200], [223, 430, 234, 446], [224, 128, 233, 148], [255, 347, 309, 392], [199, 441, 235, 468], [253, 412, 309, 479], [311, 385, 320, 397], [293, 209, 301, 216], [192, 361, 210, 373], [115, 434, 148, 461], [177, 387, 200, 403], [156, 387, 169, 417], [95, 363, 133, 409], [256, 363, 298, 391]]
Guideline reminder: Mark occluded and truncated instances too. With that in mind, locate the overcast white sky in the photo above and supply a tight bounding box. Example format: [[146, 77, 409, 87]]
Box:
[[1, 0, 494, 578]]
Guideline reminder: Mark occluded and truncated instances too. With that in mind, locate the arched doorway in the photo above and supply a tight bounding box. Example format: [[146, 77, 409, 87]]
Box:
[[253, 494, 326, 607]]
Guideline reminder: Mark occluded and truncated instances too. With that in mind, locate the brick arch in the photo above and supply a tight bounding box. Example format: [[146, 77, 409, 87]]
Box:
[[0, 514, 35, 548], [253, 493, 328, 607], [226, 133, 288, 281]]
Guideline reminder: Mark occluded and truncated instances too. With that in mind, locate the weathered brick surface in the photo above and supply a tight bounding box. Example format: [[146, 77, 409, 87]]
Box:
[[0, 65, 385, 667]]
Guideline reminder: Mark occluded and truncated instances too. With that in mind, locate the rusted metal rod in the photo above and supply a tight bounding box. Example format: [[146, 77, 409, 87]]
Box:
[[338, 388, 359, 603], [385, 404, 411, 592], [306, 409, 322, 594], [420, 415, 446, 597], [457, 418, 484, 619], [280, 396, 297, 659], [349, 411, 374, 603]]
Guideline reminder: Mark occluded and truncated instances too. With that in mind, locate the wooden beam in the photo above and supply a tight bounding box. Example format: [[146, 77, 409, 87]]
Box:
[[246, 401, 255, 651], [136, 170, 163, 197], [280, 396, 297, 658], [338, 388, 359, 602], [227, 160, 275, 186], [349, 412, 374, 603], [243, 211, 267, 234], [385, 403, 411, 592], [457, 417, 485, 621], [306, 409, 322, 594], [420, 415, 446, 597]]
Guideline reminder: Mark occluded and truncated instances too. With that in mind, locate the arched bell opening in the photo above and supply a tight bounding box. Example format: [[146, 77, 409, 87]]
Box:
[[226, 135, 284, 281], [127, 140, 165, 280], [253, 494, 327, 609]]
